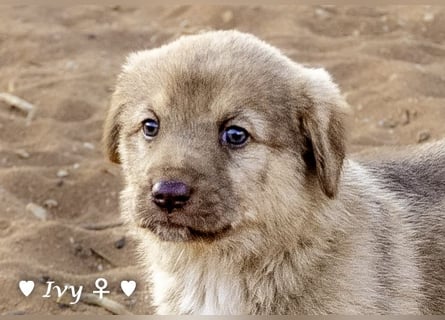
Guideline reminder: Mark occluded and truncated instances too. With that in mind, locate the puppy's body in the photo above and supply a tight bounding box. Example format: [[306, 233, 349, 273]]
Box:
[[104, 31, 445, 314], [138, 152, 444, 314], [361, 142, 445, 313]]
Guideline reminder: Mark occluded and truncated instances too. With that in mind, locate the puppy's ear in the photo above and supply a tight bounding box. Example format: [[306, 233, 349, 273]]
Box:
[[300, 68, 347, 198], [103, 94, 122, 164], [103, 52, 148, 164]]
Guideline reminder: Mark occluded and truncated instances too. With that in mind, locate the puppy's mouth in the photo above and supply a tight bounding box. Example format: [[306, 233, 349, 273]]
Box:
[[139, 219, 232, 242]]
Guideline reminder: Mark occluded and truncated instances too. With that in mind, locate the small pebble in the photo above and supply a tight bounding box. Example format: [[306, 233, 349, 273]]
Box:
[[221, 10, 234, 24], [26, 202, 49, 221], [57, 169, 69, 178], [378, 118, 398, 129], [83, 142, 95, 150], [73, 163, 80, 169], [400, 110, 410, 126], [43, 199, 58, 209], [114, 236, 126, 249], [179, 19, 189, 28], [56, 179, 64, 187], [65, 61, 78, 70], [150, 34, 158, 44], [417, 130, 430, 143], [314, 8, 330, 19], [15, 149, 30, 159], [97, 264, 103, 271], [423, 12, 435, 22], [1, 311, 27, 315]]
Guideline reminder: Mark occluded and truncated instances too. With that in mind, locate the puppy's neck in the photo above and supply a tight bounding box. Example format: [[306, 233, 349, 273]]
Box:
[[145, 209, 354, 314]]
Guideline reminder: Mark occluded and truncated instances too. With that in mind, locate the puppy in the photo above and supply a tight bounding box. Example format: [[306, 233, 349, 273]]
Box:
[[103, 30, 445, 314]]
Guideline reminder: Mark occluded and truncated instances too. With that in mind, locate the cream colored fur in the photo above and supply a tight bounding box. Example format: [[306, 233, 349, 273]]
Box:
[[104, 30, 445, 315]]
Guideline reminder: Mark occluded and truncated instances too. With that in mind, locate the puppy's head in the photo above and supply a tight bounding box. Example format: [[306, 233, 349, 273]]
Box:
[[104, 31, 346, 242]]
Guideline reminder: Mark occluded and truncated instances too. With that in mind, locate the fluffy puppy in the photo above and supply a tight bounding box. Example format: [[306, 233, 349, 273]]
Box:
[[103, 30, 445, 314]]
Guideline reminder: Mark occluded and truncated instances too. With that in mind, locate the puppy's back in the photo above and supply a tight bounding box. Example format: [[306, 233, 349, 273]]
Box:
[[358, 140, 445, 313], [358, 140, 445, 207]]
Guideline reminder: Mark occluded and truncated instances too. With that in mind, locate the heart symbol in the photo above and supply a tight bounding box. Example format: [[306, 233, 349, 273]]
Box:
[[19, 280, 35, 297], [120, 280, 136, 297]]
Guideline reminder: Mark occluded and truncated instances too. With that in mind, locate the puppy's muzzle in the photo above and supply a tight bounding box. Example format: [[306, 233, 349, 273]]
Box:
[[152, 180, 191, 213]]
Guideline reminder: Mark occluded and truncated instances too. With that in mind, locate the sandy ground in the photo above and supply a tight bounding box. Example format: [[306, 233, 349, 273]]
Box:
[[0, 5, 444, 315]]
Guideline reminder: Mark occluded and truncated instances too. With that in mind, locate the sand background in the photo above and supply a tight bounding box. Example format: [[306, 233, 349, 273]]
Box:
[[0, 5, 444, 315]]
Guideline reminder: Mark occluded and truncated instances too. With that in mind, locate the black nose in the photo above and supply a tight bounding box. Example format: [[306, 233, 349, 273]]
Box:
[[152, 180, 191, 213]]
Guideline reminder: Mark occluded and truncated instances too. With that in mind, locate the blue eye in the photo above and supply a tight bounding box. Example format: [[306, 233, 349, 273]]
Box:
[[142, 119, 159, 139], [221, 126, 249, 147]]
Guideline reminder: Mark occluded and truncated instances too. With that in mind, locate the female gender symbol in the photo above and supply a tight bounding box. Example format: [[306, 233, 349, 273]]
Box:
[[93, 278, 110, 299]]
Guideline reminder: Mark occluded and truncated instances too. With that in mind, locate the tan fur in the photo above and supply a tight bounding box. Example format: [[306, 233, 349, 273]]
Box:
[[103, 30, 445, 315]]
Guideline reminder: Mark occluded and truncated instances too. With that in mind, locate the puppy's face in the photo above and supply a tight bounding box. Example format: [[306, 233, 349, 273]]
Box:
[[104, 31, 346, 242]]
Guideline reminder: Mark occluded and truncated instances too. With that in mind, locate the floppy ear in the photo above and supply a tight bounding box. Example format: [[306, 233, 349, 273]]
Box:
[[103, 51, 150, 164], [103, 94, 122, 164], [300, 68, 347, 198]]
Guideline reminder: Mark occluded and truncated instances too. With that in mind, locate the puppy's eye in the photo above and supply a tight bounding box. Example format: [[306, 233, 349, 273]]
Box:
[[142, 119, 159, 139], [221, 126, 249, 147]]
